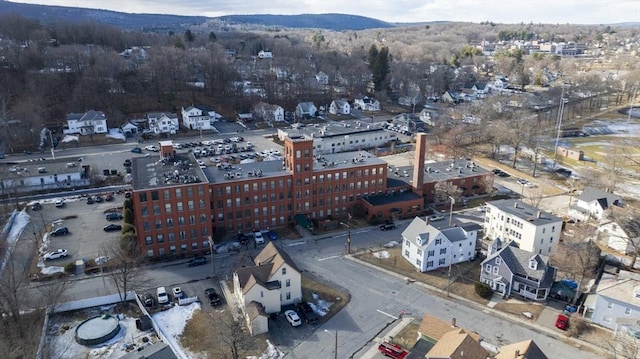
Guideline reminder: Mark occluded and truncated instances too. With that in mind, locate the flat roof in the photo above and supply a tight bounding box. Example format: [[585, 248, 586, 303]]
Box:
[[1, 157, 83, 180], [486, 198, 562, 225], [283, 119, 386, 139], [363, 190, 422, 206], [131, 153, 208, 190], [390, 158, 490, 186]]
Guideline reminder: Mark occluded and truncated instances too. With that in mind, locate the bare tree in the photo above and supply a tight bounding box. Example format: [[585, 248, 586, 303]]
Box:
[[36, 278, 75, 313], [212, 309, 253, 359], [0, 255, 30, 338], [605, 206, 640, 268], [433, 181, 463, 203], [551, 224, 601, 304], [103, 236, 147, 304]]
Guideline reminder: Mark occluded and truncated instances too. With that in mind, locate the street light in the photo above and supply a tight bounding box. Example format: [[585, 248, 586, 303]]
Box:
[[323, 329, 338, 359], [208, 236, 216, 279], [448, 196, 455, 226], [339, 221, 351, 254]]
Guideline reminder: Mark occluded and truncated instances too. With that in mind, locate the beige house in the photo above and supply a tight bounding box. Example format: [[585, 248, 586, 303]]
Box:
[[426, 328, 487, 359], [495, 340, 548, 359], [244, 301, 269, 336], [233, 242, 302, 314]]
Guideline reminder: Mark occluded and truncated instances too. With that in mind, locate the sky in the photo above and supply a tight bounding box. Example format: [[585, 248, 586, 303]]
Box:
[[7, 0, 640, 25]]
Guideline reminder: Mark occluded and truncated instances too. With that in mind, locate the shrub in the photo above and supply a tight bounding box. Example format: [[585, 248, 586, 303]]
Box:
[[474, 282, 493, 299], [63, 262, 76, 274]]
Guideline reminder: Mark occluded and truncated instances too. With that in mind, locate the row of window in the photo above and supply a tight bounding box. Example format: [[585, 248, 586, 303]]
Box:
[[144, 228, 208, 245], [139, 186, 205, 202], [145, 240, 210, 257], [140, 200, 206, 216]]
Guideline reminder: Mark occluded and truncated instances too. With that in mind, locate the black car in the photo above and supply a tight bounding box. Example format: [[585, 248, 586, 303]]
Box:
[[49, 226, 69, 236], [105, 212, 123, 221], [30, 202, 42, 211], [204, 288, 221, 306], [103, 224, 122, 232], [297, 302, 319, 324], [86, 196, 94, 204], [380, 223, 396, 230], [188, 256, 207, 267], [95, 195, 104, 203]]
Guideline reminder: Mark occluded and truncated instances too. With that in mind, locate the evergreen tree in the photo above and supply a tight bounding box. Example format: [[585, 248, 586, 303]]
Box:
[[369, 45, 390, 92], [209, 31, 217, 42], [184, 29, 195, 43]]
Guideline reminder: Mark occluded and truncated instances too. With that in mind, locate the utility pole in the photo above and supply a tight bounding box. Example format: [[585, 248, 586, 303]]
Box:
[[208, 236, 216, 278], [448, 196, 455, 226], [340, 213, 352, 254]]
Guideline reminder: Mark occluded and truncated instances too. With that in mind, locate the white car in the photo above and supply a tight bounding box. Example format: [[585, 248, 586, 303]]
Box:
[[172, 287, 184, 299], [44, 249, 68, 260], [284, 310, 302, 327], [145, 145, 159, 152], [55, 198, 65, 208], [429, 214, 445, 221], [253, 231, 264, 245]]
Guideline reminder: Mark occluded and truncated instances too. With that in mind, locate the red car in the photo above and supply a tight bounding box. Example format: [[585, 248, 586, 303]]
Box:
[[555, 314, 569, 330], [378, 342, 408, 359]]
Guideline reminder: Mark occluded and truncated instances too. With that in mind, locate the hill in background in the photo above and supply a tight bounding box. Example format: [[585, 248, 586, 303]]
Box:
[[0, 1, 392, 31]]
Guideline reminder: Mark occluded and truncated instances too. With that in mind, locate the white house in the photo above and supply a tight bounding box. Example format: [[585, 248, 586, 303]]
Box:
[[0, 158, 87, 194], [295, 102, 317, 119], [147, 112, 179, 135], [254, 102, 285, 122], [484, 199, 562, 256], [569, 187, 623, 221], [315, 71, 329, 85], [401, 217, 480, 272], [233, 242, 302, 314], [120, 121, 140, 135], [329, 99, 351, 115], [258, 50, 273, 59], [64, 110, 108, 135], [419, 107, 437, 126], [353, 96, 380, 111], [597, 213, 640, 255], [180, 106, 212, 131], [583, 269, 640, 331]]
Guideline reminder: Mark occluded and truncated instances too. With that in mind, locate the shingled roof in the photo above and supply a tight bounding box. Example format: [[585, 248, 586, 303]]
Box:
[[235, 242, 299, 295]]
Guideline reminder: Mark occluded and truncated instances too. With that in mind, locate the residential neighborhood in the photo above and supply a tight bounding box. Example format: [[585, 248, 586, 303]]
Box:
[[0, 5, 639, 359]]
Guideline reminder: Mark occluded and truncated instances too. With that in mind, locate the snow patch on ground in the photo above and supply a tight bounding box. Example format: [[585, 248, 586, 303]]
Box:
[[151, 303, 201, 359], [373, 250, 390, 259], [310, 293, 333, 317], [106, 129, 126, 141], [0, 210, 30, 274], [247, 340, 285, 359]]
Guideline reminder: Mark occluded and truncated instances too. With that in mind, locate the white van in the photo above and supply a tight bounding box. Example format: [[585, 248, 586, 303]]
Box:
[[156, 287, 169, 305]]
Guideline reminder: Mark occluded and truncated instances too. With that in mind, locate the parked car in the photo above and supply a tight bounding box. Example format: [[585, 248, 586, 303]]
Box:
[[204, 288, 221, 306], [429, 214, 445, 221], [188, 256, 207, 267], [142, 294, 155, 308], [105, 193, 114, 202], [55, 198, 65, 208], [266, 230, 278, 241], [103, 224, 122, 232], [44, 249, 68, 260], [49, 226, 69, 236], [555, 314, 569, 330], [297, 302, 319, 324], [86, 196, 94, 204], [172, 287, 184, 300], [123, 159, 132, 167], [131, 147, 143, 153], [145, 145, 159, 152], [380, 223, 396, 230], [284, 310, 302, 327], [377, 342, 408, 359], [105, 212, 123, 221], [95, 195, 104, 203], [30, 202, 42, 211], [253, 231, 264, 245], [156, 287, 169, 305]]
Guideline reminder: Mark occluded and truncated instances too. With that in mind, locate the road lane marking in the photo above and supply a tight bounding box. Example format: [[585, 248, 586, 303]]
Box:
[[376, 309, 398, 320], [317, 255, 341, 262]]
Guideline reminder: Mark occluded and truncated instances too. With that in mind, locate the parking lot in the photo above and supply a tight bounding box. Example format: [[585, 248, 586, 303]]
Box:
[[34, 193, 126, 271]]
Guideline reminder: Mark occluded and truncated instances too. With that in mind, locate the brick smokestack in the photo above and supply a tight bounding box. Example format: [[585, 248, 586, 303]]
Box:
[[412, 133, 427, 196]]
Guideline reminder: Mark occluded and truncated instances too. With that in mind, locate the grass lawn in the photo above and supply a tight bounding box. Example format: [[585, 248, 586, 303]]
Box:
[[354, 247, 490, 306]]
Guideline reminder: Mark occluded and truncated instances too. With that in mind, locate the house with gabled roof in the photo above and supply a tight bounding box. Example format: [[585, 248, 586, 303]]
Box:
[[353, 95, 380, 111], [63, 110, 108, 135], [253, 102, 285, 122], [583, 269, 640, 330], [480, 240, 556, 301], [569, 186, 624, 222], [315, 71, 329, 85], [233, 242, 302, 314], [401, 217, 480, 272], [441, 90, 461, 104], [147, 112, 179, 135], [425, 328, 488, 359], [295, 102, 317, 119], [329, 99, 351, 115], [597, 207, 640, 255], [495, 340, 549, 359]]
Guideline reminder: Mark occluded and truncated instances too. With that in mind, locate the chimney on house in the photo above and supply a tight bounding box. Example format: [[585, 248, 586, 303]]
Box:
[[514, 202, 519, 209], [425, 216, 429, 226], [412, 133, 427, 196], [537, 211, 542, 218], [515, 349, 520, 358], [451, 317, 457, 327]]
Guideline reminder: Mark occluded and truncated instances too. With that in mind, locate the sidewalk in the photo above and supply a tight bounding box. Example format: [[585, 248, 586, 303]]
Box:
[[358, 316, 415, 359]]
